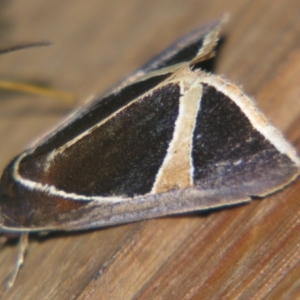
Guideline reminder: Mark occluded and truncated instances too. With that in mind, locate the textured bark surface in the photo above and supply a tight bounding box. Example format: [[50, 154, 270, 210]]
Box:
[[0, 1, 300, 299]]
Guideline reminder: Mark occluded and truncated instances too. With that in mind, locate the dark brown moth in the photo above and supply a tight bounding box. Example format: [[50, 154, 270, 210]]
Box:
[[0, 19, 299, 287]]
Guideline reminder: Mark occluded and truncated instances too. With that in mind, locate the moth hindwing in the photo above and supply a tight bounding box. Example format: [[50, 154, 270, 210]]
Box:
[[0, 18, 299, 287]]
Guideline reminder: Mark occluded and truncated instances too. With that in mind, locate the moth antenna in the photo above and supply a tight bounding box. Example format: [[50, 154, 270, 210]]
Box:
[[6, 233, 29, 289], [0, 81, 75, 104], [0, 41, 52, 55], [0, 40, 75, 104]]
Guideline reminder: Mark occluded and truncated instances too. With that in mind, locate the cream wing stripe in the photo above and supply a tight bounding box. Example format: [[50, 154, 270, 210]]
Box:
[[151, 80, 202, 193], [12, 152, 130, 202]]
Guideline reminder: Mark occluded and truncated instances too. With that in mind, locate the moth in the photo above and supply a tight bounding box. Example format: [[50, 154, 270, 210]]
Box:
[[0, 19, 299, 287]]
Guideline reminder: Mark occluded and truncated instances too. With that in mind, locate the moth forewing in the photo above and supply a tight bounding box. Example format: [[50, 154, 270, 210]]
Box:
[[0, 18, 299, 288]]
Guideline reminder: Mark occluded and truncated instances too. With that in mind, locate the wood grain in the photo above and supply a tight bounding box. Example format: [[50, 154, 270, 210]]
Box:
[[0, 1, 300, 299]]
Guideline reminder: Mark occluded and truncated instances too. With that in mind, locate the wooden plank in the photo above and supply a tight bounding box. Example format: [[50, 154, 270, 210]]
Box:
[[0, 0, 299, 299]]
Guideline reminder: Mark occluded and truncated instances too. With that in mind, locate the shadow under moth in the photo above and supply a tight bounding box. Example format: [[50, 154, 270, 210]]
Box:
[[0, 18, 299, 288]]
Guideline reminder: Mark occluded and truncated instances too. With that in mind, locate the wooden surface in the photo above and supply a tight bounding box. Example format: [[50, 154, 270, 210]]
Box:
[[0, 1, 300, 299]]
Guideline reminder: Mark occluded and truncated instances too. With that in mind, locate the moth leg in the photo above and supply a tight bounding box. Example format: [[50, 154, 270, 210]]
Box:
[[7, 233, 29, 289], [0, 235, 7, 249]]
